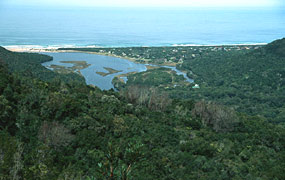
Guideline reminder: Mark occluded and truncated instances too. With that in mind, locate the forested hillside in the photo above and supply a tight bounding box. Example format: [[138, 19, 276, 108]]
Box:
[[0, 47, 85, 84], [0, 47, 285, 179], [179, 38, 285, 123], [67, 39, 285, 123]]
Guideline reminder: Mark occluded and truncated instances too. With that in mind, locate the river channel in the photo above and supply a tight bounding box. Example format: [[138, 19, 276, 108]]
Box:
[[42, 52, 193, 90]]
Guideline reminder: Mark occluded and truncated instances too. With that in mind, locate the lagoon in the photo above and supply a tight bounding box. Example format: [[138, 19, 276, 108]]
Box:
[[42, 52, 147, 90], [42, 52, 193, 90]]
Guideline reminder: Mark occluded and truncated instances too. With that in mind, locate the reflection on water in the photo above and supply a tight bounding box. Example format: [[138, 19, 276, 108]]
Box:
[[161, 66, 194, 83], [42, 52, 147, 90], [42, 52, 193, 90]]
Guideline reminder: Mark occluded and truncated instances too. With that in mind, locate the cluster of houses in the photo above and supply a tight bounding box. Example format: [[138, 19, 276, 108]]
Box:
[[96, 45, 261, 65]]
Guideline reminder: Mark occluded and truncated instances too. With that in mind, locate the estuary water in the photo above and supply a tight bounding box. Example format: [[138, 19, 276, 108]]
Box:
[[0, 5, 284, 47], [42, 52, 147, 90], [42, 52, 191, 90]]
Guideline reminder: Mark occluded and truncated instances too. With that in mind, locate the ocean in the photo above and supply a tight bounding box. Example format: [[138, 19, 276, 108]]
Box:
[[0, 5, 284, 47]]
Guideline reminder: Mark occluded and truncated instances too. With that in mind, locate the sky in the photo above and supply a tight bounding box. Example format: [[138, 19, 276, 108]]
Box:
[[2, 0, 283, 7]]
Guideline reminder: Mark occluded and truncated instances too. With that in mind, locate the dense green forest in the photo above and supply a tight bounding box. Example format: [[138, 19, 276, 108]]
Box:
[[63, 39, 285, 123], [0, 40, 285, 179], [178, 38, 285, 123], [0, 47, 85, 84]]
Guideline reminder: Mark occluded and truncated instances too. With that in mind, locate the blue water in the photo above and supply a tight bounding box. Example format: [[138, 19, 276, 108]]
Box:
[[41, 52, 192, 90], [0, 5, 284, 47], [42, 52, 147, 90]]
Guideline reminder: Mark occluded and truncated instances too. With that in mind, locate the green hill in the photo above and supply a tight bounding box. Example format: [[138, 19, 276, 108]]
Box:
[[0, 46, 285, 179], [179, 38, 285, 122], [0, 47, 85, 84], [61, 39, 285, 122], [265, 38, 285, 57]]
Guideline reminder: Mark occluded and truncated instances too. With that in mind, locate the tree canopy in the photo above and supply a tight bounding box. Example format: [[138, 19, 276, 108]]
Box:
[[1, 39, 285, 179]]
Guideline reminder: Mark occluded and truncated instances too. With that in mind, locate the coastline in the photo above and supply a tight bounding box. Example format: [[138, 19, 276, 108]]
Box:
[[3, 42, 267, 52], [2, 42, 267, 88], [171, 43, 268, 47], [3, 46, 174, 66], [4, 43, 266, 67], [3, 46, 148, 64]]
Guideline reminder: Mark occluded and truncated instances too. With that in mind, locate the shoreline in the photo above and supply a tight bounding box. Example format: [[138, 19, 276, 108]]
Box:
[[3, 47, 175, 66], [3, 43, 267, 52], [4, 43, 266, 68], [59, 50, 152, 65], [171, 43, 267, 47]]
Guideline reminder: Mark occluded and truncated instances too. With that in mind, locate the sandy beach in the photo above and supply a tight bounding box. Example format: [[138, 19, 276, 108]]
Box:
[[3, 45, 101, 53], [4, 43, 267, 68], [4, 43, 267, 53], [4, 45, 59, 52], [3, 45, 154, 65]]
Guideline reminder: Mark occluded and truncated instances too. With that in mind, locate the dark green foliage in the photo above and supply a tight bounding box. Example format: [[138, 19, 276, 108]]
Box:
[[265, 38, 285, 57], [0, 47, 85, 84], [0, 42, 285, 179], [66, 39, 285, 122], [178, 39, 285, 122], [0, 131, 18, 178]]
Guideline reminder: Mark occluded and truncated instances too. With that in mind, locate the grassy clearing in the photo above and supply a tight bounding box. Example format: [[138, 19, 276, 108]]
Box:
[[48, 61, 91, 74], [96, 67, 122, 77]]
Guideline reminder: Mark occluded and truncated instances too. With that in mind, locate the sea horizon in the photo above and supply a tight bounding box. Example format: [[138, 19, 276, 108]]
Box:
[[0, 6, 284, 48]]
